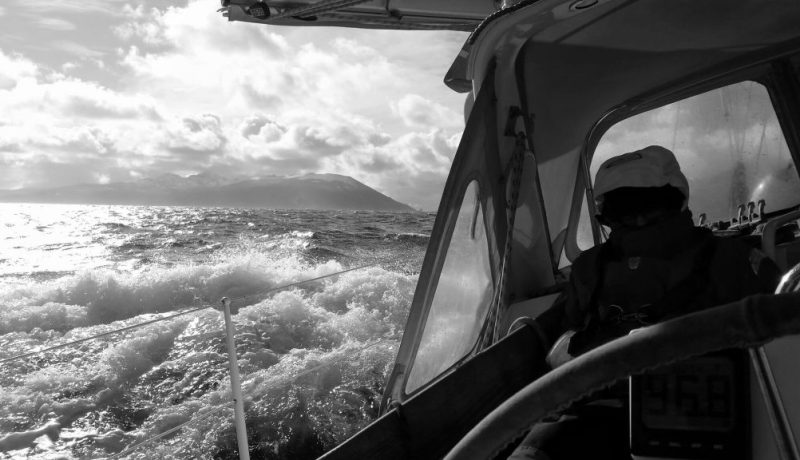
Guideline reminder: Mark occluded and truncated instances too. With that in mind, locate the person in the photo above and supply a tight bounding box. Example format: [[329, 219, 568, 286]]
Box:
[[509, 145, 779, 460]]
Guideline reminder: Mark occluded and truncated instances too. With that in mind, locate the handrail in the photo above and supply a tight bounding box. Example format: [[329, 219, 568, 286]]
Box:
[[0, 264, 376, 366]]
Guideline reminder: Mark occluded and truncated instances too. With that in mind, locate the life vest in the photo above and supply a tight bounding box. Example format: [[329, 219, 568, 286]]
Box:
[[566, 226, 718, 356]]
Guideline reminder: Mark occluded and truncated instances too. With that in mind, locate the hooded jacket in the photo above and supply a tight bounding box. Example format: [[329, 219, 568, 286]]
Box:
[[536, 212, 779, 357]]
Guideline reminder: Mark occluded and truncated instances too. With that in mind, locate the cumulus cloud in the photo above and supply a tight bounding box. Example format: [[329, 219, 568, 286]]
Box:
[[394, 94, 462, 130], [115, 6, 167, 45], [0, 57, 162, 122], [165, 114, 226, 154], [240, 115, 286, 141], [0, 51, 38, 89], [0, 0, 468, 209]]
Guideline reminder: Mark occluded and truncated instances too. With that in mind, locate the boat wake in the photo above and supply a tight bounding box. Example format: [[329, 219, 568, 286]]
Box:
[[0, 205, 427, 459]]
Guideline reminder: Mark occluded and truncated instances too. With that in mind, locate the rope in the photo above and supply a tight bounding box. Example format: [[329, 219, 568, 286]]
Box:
[[227, 263, 375, 309], [317, 12, 478, 31], [479, 133, 527, 349], [0, 264, 376, 366], [246, 0, 477, 31], [110, 338, 389, 459], [265, 0, 371, 21], [0, 306, 208, 365]]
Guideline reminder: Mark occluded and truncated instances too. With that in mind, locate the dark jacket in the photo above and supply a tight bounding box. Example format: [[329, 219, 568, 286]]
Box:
[[537, 212, 779, 356]]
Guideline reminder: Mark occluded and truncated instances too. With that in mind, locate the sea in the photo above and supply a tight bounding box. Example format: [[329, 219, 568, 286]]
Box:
[[0, 203, 434, 459]]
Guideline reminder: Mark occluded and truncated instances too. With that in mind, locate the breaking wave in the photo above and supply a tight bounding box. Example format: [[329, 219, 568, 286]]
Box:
[[0, 205, 428, 459]]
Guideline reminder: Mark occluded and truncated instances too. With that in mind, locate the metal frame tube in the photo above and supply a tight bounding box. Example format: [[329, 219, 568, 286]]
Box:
[[222, 297, 250, 460], [749, 346, 800, 460]]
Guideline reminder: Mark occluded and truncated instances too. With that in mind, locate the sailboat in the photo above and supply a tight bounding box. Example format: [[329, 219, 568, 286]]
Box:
[[220, 0, 800, 458]]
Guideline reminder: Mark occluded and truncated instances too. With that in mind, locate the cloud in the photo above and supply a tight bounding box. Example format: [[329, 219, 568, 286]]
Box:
[[0, 51, 39, 89], [7, 0, 133, 15], [0, 141, 23, 153], [314, 129, 457, 209], [1, 0, 468, 209], [52, 41, 105, 58], [60, 84, 162, 120], [394, 94, 462, 130], [114, 5, 167, 45], [36, 18, 77, 31], [0, 59, 162, 122], [165, 114, 227, 155], [240, 115, 286, 141]]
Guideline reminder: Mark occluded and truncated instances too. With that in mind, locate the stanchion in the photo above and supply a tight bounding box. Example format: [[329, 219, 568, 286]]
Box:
[[221, 297, 250, 460]]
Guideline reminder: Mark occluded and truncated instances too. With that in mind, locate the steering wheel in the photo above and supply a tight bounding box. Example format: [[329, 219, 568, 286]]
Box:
[[444, 265, 800, 460]]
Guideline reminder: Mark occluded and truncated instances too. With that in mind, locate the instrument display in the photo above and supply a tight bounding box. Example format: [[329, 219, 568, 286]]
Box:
[[630, 350, 748, 459]]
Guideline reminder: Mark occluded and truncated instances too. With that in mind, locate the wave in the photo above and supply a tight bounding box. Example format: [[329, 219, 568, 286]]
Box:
[[0, 254, 393, 335], [387, 232, 430, 245], [0, 259, 414, 459], [0, 206, 428, 458]]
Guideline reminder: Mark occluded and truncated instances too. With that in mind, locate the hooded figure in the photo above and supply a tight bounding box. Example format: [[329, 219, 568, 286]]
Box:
[[510, 145, 779, 460], [540, 145, 777, 360]]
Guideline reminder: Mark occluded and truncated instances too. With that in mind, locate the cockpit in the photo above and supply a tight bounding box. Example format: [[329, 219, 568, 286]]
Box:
[[307, 0, 800, 459]]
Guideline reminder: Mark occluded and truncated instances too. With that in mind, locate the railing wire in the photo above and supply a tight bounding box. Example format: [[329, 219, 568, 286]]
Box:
[[109, 405, 229, 459], [0, 264, 375, 366]]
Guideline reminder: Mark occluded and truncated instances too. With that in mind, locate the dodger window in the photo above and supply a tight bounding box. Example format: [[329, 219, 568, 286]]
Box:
[[577, 80, 800, 251], [405, 180, 494, 393]]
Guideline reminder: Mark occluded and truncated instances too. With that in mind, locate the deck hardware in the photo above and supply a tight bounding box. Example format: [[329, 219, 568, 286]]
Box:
[[222, 297, 251, 460], [750, 265, 800, 460], [570, 0, 598, 10], [247, 2, 270, 19], [504, 106, 529, 137]]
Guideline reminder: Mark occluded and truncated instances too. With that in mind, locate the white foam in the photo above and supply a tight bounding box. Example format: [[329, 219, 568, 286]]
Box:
[[0, 250, 418, 458]]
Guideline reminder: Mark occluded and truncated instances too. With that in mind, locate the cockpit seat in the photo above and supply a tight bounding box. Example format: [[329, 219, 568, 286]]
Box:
[[499, 291, 563, 337], [761, 210, 800, 272]]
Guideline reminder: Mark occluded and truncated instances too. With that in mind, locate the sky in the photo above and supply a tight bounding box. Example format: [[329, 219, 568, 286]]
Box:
[[0, 0, 469, 210]]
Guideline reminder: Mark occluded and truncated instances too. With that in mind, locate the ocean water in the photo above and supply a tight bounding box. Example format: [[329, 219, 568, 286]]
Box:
[[0, 203, 433, 459]]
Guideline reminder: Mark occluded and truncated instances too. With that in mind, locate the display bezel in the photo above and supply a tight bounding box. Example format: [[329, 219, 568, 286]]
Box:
[[630, 349, 749, 459]]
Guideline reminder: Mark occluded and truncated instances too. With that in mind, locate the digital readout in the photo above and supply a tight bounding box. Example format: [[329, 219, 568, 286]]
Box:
[[640, 356, 735, 431]]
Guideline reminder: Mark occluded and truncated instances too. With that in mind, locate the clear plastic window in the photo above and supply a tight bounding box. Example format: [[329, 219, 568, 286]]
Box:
[[576, 80, 800, 249], [405, 180, 493, 393], [575, 194, 595, 252]]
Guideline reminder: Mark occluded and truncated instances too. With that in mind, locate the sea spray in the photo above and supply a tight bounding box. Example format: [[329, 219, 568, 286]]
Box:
[[0, 204, 430, 459]]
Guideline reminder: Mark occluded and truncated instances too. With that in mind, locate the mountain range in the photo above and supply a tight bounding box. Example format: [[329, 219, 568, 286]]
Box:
[[0, 173, 415, 211]]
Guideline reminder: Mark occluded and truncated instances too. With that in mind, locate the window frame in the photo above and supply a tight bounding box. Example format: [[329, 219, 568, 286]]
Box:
[[401, 174, 496, 396], [565, 59, 800, 261]]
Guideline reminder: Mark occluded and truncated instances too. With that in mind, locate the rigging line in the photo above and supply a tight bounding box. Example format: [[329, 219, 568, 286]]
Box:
[[319, 13, 478, 31], [0, 264, 376, 366], [0, 306, 209, 365], [109, 406, 228, 459], [228, 263, 377, 308], [267, 0, 371, 21]]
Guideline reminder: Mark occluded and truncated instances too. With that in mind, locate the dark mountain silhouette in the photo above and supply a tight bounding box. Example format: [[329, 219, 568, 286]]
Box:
[[0, 173, 414, 211]]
